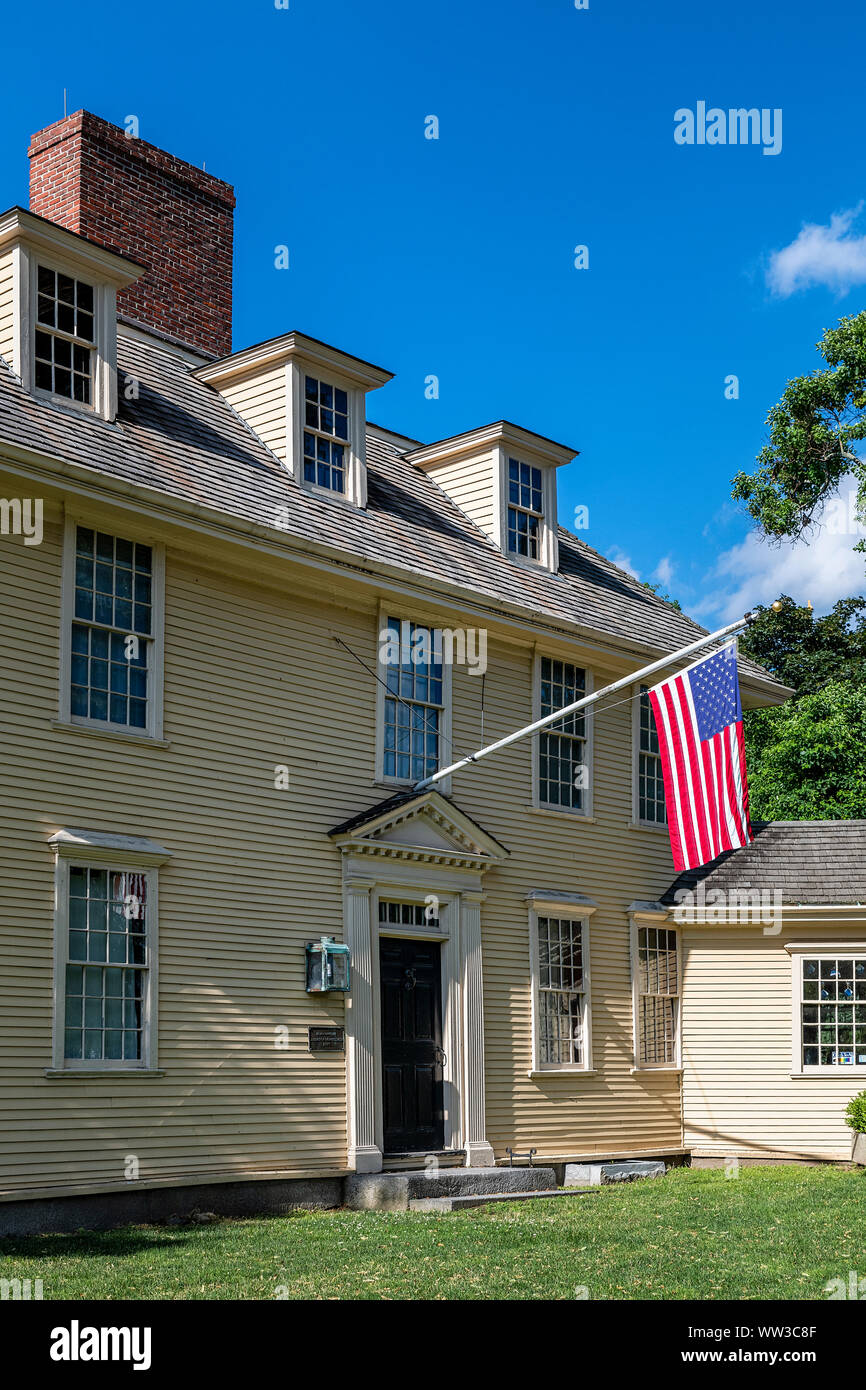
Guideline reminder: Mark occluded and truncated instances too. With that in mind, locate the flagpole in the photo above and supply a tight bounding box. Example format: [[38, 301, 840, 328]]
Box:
[[413, 610, 758, 792]]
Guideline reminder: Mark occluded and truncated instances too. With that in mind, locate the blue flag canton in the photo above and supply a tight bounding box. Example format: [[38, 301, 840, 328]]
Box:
[[687, 646, 742, 743]]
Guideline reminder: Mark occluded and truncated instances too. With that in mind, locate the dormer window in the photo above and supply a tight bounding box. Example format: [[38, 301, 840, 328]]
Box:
[[0, 208, 144, 423], [304, 375, 350, 492], [507, 458, 544, 559], [193, 331, 393, 511], [407, 422, 576, 575], [35, 266, 96, 405]]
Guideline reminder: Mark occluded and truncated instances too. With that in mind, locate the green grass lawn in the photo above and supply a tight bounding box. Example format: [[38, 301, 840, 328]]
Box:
[[2, 1165, 864, 1300]]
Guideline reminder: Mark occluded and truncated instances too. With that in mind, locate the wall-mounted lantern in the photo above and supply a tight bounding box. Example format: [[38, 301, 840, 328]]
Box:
[[305, 935, 351, 993]]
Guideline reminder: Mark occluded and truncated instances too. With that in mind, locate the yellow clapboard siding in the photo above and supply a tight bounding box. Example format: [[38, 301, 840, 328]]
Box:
[[682, 928, 865, 1159], [0, 479, 690, 1195]]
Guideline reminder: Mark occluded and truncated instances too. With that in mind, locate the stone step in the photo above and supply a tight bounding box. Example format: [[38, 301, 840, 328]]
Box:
[[345, 1165, 556, 1211], [409, 1187, 599, 1213], [564, 1159, 666, 1186]]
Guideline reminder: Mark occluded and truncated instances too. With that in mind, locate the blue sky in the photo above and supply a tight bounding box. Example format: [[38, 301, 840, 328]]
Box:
[[3, 0, 865, 622]]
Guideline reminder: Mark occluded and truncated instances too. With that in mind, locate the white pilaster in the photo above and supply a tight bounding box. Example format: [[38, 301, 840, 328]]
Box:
[[345, 878, 382, 1173], [461, 891, 495, 1167]]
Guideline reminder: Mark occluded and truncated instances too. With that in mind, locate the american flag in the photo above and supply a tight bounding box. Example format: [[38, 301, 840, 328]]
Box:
[[648, 641, 752, 873]]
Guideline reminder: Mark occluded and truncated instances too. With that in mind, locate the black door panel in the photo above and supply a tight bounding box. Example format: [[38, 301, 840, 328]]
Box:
[[380, 937, 444, 1152]]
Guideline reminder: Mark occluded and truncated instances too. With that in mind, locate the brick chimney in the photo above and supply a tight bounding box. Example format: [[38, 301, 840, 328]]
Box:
[[28, 111, 235, 359]]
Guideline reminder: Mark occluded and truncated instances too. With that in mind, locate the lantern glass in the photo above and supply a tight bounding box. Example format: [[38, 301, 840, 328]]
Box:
[[306, 937, 351, 993]]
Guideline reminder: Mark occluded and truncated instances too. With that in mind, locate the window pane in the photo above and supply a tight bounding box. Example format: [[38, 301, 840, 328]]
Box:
[[802, 957, 866, 1067], [637, 927, 679, 1064], [64, 867, 148, 1064], [70, 528, 151, 729], [381, 617, 443, 781]]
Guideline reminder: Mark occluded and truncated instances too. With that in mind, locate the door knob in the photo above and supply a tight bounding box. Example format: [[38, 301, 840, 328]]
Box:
[[434, 1045, 447, 1066]]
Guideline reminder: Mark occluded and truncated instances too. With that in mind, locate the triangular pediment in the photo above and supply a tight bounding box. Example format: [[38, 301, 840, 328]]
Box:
[[329, 790, 508, 868]]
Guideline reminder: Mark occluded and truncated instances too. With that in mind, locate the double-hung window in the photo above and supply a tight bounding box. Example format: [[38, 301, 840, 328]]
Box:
[[56, 863, 154, 1069], [507, 457, 543, 559], [635, 926, 680, 1066], [537, 657, 588, 811], [34, 265, 95, 406], [380, 616, 443, 783], [798, 955, 866, 1070], [63, 866, 148, 1065], [533, 914, 589, 1069], [64, 523, 162, 736], [636, 686, 666, 824], [303, 374, 349, 492], [50, 830, 169, 1073]]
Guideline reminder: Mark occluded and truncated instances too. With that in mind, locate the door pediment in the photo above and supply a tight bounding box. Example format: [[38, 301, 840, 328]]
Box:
[[329, 790, 508, 870]]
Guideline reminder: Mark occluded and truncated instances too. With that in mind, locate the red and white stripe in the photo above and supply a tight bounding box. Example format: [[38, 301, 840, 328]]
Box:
[[648, 667, 751, 873]]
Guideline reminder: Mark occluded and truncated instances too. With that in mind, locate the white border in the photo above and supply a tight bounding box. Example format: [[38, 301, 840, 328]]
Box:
[[531, 653, 594, 817], [58, 512, 166, 741], [528, 897, 595, 1074], [789, 947, 866, 1076], [630, 912, 682, 1071], [373, 602, 453, 795], [52, 854, 160, 1073], [24, 244, 118, 421]]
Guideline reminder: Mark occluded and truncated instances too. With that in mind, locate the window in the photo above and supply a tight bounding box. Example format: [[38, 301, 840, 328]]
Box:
[[381, 616, 443, 783], [507, 458, 543, 559], [61, 865, 151, 1068], [799, 956, 866, 1069], [537, 657, 587, 810], [303, 374, 349, 492], [379, 900, 439, 930], [635, 926, 679, 1066], [34, 265, 95, 405], [534, 915, 588, 1068], [637, 686, 666, 824], [69, 526, 153, 730]]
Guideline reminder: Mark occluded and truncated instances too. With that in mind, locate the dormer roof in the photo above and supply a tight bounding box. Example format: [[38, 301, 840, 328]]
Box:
[[193, 330, 393, 392], [406, 420, 577, 470], [0, 206, 145, 288]]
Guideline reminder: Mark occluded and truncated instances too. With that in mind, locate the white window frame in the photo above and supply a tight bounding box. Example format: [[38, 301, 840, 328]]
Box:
[[21, 245, 118, 420], [528, 896, 595, 1074], [287, 359, 367, 507], [493, 445, 559, 571], [631, 917, 682, 1070], [532, 652, 594, 817], [58, 514, 165, 741], [788, 945, 866, 1075], [50, 831, 170, 1073], [374, 606, 453, 792], [631, 683, 668, 829]]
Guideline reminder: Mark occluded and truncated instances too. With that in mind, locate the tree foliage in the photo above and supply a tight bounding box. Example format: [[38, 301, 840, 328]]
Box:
[[731, 312, 866, 553], [737, 595, 866, 819], [738, 593, 866, 693], [744, 681, 866, 820]]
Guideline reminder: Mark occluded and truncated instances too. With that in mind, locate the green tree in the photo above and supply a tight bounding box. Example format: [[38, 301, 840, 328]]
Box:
[[739, 594, 866, 693], [744, 682, 866, 820], [731, 312, 866, 554], [738, 595, 866, 819]]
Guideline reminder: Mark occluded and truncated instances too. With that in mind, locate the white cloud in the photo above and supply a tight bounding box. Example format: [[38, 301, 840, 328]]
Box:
[[652, 555, 675, 587], [767, 205, 866, 297], [607, 546, 640, 580], [697, 481, 865, 623]]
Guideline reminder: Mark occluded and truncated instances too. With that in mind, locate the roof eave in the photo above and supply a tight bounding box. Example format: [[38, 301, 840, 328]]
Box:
[[0, 206, 145, 288], [406, 419, 578, 470], [193, 330, 393, 392]]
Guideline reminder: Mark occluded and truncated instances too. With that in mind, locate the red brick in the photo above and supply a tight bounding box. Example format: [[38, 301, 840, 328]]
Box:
[[28, 111, 235, 359]]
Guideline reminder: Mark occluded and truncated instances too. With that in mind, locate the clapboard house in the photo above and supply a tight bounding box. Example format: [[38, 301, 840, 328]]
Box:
[[0, 112, 860, 1232]]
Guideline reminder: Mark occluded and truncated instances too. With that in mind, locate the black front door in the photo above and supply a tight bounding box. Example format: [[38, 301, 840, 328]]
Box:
[[380, 937, 445, 1153]]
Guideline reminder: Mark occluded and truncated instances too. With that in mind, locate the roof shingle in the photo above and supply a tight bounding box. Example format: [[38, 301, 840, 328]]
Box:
[[0, 331, 782, 687], [661, 821, 866, 906]]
